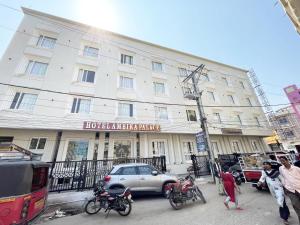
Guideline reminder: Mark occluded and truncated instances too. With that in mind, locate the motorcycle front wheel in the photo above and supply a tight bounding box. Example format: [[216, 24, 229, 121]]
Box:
[[169, 192, 184, 210], [85, 199, 102, 215], [196, 187, 206, 203], [117, 198, 132, 216]]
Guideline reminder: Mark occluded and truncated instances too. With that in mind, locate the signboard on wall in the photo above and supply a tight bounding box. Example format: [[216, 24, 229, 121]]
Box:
[[196, 131, 206, 152], [83, 121, 161, 132], [221, 128, 243, 135]]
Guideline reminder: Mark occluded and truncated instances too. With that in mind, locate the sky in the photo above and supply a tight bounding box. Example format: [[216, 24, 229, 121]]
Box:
[[0, 0, 299, 109]]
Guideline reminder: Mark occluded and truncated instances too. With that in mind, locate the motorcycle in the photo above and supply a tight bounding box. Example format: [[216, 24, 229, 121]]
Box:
[[84, 180, 132, 217], [164, 174, 206, 210]]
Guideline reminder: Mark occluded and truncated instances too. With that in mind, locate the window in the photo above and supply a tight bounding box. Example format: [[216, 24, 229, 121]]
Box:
[[114, 140, 131, 158], [119, 76, 134, 89], [246, 98, 252, 106], [183, 87, 192, 95], [186, 110, 197, 121], [222, 77, 229, 86], [232, 141, 241, 152], [121, 54, 133, 65], [239, 81, 245, 89], [254, 117, 260, 126], [251, 141, 259, 151], [153, 82, 165, 95], [178, 67, 188, 77], [278, 117, 289, 125], [25, 61, 48, 76], [155, 106, 168, 120], [152, 141, 166, 156], [211, 141, 219, 153], [213, 113, 222, 123], [201, 74, 210, 81], [138, 166, 153, 175], [29, 138, 47, 150], [71, 98, 91, 114], [227, 95, 235, 104], [10, 92, 38, 111], [284, 130, 295, 138], [66, 140, 89, 161], [152, 61, 163, 72], [77, 69, 95, 83], [118, 103, 133, 117], [120, 167, 137, 175], [37, 35, 56, 49], [236, 115, 242, 125], [183, 141, 195, 161], [207, 91, 215, 102], [83, 46, 99, 57]]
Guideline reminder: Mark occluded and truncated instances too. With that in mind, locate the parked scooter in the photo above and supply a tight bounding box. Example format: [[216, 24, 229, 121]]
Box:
[[164, 174, 206, 210], [85, 180, 132, 217]]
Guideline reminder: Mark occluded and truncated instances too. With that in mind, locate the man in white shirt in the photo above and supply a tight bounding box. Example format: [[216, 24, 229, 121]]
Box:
[[279, 156, 300, 224]]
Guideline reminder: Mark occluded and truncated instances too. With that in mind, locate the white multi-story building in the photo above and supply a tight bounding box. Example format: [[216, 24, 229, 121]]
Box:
[[0, 8, 272, 173]]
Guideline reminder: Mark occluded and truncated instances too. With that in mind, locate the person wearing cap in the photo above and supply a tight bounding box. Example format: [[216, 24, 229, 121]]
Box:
[[279, 156, 300, 224], [258, 161, 290, 225]]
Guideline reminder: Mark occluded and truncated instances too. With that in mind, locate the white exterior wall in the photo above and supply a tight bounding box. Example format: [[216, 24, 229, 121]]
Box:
[[0, 8, 272, 172]]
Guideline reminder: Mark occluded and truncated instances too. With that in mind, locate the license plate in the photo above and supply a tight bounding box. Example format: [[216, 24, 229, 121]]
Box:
[[34, 198, 45, 210]]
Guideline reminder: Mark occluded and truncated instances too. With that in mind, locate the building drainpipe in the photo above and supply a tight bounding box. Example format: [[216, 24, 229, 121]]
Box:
[[49, 131, 62, 188]]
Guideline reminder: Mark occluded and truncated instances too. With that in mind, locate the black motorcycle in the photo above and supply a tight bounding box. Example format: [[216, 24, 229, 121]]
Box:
[[85, 180, 132, 217]]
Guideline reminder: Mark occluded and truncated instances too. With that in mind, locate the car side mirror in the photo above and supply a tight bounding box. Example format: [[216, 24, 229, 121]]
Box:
[[151, 170, 158, 176]]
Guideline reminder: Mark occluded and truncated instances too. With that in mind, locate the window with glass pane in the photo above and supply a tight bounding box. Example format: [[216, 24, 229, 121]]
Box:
[[178, 67, 188, 77], [153, 82, 165, 95], [222, 77, 229, 86], [37, 35, 56, 49], [138, 166, 153, 175], [25, 61, 48, 76], [66, 140, 89, 161], [284, 130, 295, 138], [10, 92, 38, 111], [77, 69, 95, 83], [232, 141, 240, 152], [183, 141, 194, 161], [278, 117, 288, 124], [207, 91, 215, 102], [252, 141, 258, 151], [114, 140, 131, 158], [239, 81, 245, 89], [155, 107, 168, 120], [152, 62, 163, 72], [121, 54, 133, 65], [29, 138, 47, 150], [228, 95, 235, 104], [152, 141, 166, 156], [186, 110, 197, 121], [71, 98, 91, 114], [246, 98, 252, 106], [83, 46, 99, 57], [121, 167, 137, 175], [118, 103, 133, 117], [213, 113, 222, 123], [120, 76, 133, 89]]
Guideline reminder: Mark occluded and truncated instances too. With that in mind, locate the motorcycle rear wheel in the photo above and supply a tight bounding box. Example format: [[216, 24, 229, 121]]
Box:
[[169, 192, 184, 210], [196, 187, 206, 204], [85, 199, 101, 215], [117, 198, 132, 216]]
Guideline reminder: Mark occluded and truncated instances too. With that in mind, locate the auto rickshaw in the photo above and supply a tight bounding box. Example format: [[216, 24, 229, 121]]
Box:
[[0, 160, 50, 225]]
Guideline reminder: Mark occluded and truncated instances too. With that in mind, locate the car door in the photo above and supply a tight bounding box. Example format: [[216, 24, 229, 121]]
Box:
[[117, 166, 140, 191], [137, 165, 162, 192]]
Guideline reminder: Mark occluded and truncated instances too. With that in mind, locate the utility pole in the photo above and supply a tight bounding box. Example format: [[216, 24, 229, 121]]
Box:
[[183, 64, 216, 182]]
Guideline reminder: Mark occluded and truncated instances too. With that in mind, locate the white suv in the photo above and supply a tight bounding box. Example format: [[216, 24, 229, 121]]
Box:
[[104, 163, 177, 196]]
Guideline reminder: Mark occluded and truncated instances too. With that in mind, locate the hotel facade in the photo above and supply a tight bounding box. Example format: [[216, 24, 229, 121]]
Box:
[[0, 8, 272, 173]]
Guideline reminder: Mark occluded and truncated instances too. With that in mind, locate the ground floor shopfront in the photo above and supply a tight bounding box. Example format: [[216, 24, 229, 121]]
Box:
[[0, 128, 270, 174]]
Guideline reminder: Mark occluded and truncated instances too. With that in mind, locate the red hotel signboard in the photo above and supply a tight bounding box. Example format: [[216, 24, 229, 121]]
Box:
[[83, 121, 161, 132]]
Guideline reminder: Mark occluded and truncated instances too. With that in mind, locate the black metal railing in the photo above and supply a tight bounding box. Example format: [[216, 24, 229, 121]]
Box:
[[190, 154, 211, 178], [48, 156, 166, 192]]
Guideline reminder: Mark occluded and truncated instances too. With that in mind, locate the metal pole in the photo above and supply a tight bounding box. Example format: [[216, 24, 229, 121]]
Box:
[[190, 68, 216, 182]]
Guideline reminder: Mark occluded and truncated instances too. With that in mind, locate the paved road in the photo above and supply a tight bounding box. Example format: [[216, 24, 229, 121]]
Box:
[[40, 183, 298, 225]]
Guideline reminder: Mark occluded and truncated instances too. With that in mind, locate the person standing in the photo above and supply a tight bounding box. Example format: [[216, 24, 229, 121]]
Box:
[[214, 158, 225, 195], [258, 161, 290, 225], [221, 166, 242, 210], [279, 156, 300, 224]]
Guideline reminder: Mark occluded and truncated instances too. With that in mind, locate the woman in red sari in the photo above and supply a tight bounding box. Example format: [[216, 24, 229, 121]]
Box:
[[221, 166, 242, 210]]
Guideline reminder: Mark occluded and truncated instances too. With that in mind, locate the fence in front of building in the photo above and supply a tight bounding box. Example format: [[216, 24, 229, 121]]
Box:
[[190, 154, 211, 178], [48, 156, 166, 192]]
